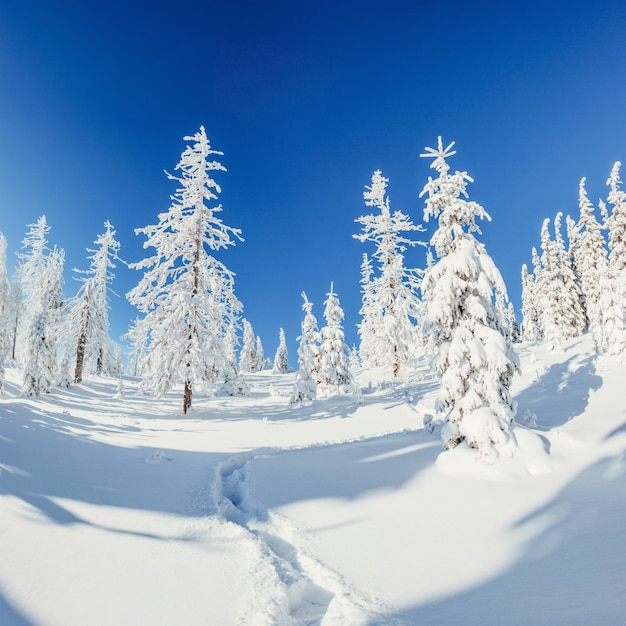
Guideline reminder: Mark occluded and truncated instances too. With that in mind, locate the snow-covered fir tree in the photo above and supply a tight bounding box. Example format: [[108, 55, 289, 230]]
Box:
[[354, 170, 425, 378], [122, 317, 149, 378], [69, 279, 98, 383], [507, 302, 520, 343], [126, 126, 243, 413], [272, 328, 290, 374], [239, 319, 258, 373], [419, 137, 519, 457], [0, 233, 11, 358], [254, 336, 265, 372], [74, 221, 122, 376], [606, 162, 626, 318], [22, 247, 65, 396], [570, 178, 615, 352], [16, 216, 51, 363], [520, 262, 540, 343], [290, 293, 319, 406], [319, 284, 354, 395], [535, 213, 585, 349]]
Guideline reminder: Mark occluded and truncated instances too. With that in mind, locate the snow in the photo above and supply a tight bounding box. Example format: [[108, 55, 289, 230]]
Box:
[[1, 335, 625, 624]]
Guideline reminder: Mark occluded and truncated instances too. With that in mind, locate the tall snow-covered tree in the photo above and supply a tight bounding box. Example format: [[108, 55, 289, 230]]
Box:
[[272, 328, 289, 374], [520, 262, 540, 343], [122, 316, 149, 378], [0, 233, 11, 357], [535, 213, 585, 349], [126, 126, 243, 413], [319, 284, 353, 394], [239, 319, 258, 373], [570, 178, 615, 352], [290, 292, 319, 406], [419, 137, 519, 457], [354, 170, 425, 378], [74, 221, 122, 375], [70, 279, 98, 383], [16, 216, 51, 363], [22, 247, 65, 395], [606, 161, 626, 316]]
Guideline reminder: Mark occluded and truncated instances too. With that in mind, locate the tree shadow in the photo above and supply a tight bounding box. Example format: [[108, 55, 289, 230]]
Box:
[[394, 452, 626, 625], [0, 593, 33, 626], [515, 355, 602, 429]]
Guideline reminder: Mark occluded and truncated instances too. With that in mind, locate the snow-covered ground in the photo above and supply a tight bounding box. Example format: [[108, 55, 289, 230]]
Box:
[[1, 335, 625, 625]]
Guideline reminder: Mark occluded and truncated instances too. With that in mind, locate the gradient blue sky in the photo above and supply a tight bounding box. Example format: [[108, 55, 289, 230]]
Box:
[[1, 0, 625, 364]]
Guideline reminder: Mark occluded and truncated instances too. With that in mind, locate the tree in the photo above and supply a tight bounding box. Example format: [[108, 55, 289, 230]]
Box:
[[127, 127, 243, 413], [535, 214, 585, 349], [520, 262, 540, 343], [74, 221, 122, 375], [272, 328, 289, 374], [254, 336, 265, 371], [290, 292, 319, 406], [239, 319, 258, 373], [0, 233, 11, 358], [22, 247, 65, 395], [606, 162, 626, 315], [354, 170, 425, 377], [419, 137, 519, 457], [319, 284, 353, 394], [70, 279, 98, 383]]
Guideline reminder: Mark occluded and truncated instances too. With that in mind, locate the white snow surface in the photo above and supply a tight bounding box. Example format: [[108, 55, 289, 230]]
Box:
[[1, 334, 625, 625]]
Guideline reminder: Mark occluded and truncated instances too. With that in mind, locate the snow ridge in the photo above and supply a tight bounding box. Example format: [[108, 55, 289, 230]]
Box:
[[213, 452, 403, 626]]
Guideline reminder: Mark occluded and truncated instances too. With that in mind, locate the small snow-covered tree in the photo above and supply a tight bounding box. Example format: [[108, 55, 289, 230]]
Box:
[[239, 319, 257, 373], [122, 316, 149, 377], [127, 126, 243, 413], [319, 284, 353, 394], [520, 261, 540, 343], [354, 170, 425, 377], [272, 328, 289, 374], [419, 138, 519, 457], [254, 336, 265, 371], [290, 292, 319, 406]]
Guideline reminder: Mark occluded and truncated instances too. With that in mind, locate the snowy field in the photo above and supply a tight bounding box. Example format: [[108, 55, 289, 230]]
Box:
[[1, 335, 625, 625]]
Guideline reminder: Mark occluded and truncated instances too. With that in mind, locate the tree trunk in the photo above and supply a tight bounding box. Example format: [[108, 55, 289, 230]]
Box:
[[183, 380, 192, 414], [74, 330, 87, 383]]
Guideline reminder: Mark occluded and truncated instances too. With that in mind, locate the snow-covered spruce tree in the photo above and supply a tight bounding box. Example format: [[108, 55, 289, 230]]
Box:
[[272, 328, 289, 374], [520, 263, 540, 342], [419, 138, 519, 456], [70, 278, 98, 383], [606, 161, 626, 314], [290, 292, 319, 406], [126, 127, 243, 414], [15, 216, 51, 363], [74, 221, 122, 376], [570, 178, 614, 352], [0, 233, 11, 358], [239, 319, 257, 373], [22, 247, 65, 396], [535, 213, 585, 349], [319, 283, 354, 395], [354, 170, 425, 378], [122, 317, 149, 378], [507, 302, 520, 343], [254, 336, 265, 371]]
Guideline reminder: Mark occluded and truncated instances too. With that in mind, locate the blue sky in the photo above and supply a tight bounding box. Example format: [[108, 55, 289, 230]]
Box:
[[1, 0, 625, 364]]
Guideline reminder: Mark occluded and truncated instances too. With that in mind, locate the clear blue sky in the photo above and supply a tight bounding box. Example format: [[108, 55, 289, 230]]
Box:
[[1, 0, 625, 364]]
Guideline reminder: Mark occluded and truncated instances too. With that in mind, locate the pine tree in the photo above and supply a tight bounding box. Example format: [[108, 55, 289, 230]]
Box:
[[521, 261, 540, 343], [535, 214, 585, 349], [70, 279, 98, 383], [572, 178, 615, 352], [319, 284, 353, 394], [419, 137, 519, 457], [606, 161, 626, 319], [354, 170, 425, 377], [0, 233, 11, 358], [239, 319, 257, 373], [272, 328, 289, 374], [290, 293, 319, 406], [75, 221, 122, 375], [22, 247, 65, 395], [254, 336, 265, 372], [122, 316, 149, 378], [127, 127, 243, 413]]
